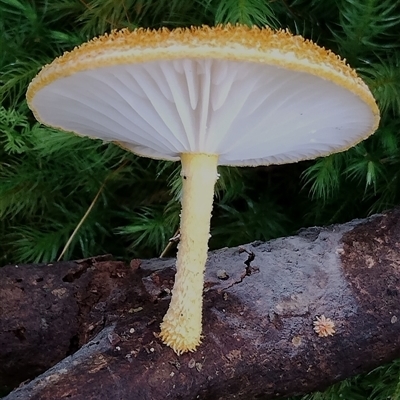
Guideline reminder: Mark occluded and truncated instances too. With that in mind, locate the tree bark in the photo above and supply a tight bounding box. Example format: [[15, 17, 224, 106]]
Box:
[[1, 208, 400, 400]]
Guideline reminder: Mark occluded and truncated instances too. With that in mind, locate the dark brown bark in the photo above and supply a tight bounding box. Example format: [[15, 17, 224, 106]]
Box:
[[1, 208, 400, 400]]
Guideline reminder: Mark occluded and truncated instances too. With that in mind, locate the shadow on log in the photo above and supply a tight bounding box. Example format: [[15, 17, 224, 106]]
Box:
[[1, 209, 400, 399]]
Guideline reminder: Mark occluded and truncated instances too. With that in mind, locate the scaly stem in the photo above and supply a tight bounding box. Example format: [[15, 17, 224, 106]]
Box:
[[160, 153, 219, 355]]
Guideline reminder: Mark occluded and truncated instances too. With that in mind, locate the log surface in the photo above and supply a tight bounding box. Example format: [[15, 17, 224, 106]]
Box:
[[1, 209, 400, 400]]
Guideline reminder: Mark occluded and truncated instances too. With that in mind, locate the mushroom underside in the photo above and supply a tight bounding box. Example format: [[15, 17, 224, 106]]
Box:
[[30, 59, 376, 166]]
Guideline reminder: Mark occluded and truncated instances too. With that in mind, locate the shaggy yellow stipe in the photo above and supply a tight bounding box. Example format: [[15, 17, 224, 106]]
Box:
[[160, 153, 218, 355]]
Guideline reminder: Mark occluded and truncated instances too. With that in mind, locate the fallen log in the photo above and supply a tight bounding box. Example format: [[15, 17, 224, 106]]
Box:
[[1, 208, 400, 400]]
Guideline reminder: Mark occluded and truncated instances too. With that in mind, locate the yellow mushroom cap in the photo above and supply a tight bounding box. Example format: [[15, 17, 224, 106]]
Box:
[[27, 25, 380, 166]]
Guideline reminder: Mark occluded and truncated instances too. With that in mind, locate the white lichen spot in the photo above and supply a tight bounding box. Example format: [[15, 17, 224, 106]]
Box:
[[217, 269, 229, 280], [291, 336, 302, 347], [391, 316, 398, 324], [195, 362, 203, 372], [365, 256, 375, 268], [51, 288, 67, 298]]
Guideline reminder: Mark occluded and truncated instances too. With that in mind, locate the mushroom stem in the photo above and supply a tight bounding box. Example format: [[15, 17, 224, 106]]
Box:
[[160, 152, 219, 355]]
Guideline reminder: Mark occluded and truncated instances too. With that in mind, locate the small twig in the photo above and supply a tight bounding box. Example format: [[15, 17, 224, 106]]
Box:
[[57, 183, 106, 261], [159, 229, 180, 258], [57, 160, 128, 261]]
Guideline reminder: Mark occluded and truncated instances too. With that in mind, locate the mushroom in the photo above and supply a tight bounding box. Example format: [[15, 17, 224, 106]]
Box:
[[26, 25, 380, 355]]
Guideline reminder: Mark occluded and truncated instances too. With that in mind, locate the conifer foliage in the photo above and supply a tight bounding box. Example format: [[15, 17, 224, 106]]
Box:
[[1, 1, 400, 396]]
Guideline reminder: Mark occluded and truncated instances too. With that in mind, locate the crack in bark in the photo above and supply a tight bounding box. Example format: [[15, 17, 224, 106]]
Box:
[[220, 247, 260, 291]]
